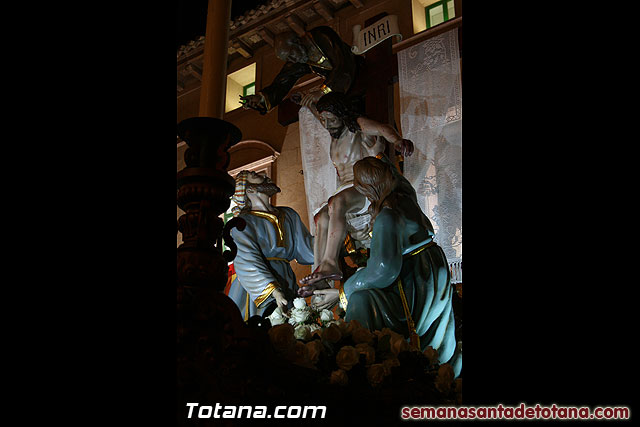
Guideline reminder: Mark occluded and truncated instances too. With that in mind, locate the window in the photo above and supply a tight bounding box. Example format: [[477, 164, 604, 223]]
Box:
[[425, 0, 455, 29], [225, 63, 256, 113], [411, 0, 456, 34], [243, 82, 255, 97]]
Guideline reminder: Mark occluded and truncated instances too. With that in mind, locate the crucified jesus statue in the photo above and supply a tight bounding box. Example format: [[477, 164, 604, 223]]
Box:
[[296, 91, 414, 297]]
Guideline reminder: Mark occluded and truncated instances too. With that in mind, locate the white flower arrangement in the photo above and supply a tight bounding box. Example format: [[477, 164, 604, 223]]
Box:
[[266, 298, 335, 339]]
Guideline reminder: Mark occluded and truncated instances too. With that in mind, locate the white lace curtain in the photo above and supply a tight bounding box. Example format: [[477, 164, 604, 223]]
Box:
[[398, 28, 462, 283], [298, 106, 336, 236]]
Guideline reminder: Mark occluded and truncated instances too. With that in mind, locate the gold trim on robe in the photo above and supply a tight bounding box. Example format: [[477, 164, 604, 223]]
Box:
[[304, 35, 333, 70], [338, 284, 348, 311], [398, 278, 421, 350], [248, 210, 287, 248], [395, 238, 437, 349], [258, 91, 272, 112], [403, 240, 436, 259], [254, 282, 280, 308], [311, 54, 332, 70], [343, 234, 357, 255]]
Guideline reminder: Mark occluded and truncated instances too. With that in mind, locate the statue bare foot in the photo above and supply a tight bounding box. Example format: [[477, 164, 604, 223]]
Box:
[[297, 279, 331, 298], [299, 264, 343, 286]]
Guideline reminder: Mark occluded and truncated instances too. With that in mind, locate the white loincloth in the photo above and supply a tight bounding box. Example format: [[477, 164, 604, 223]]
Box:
[[312, 182, 372, 249]]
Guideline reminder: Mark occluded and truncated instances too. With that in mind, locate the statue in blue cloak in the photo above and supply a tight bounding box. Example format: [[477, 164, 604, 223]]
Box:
[[313, 156, 461, 377], [226, 170, 315, 319]]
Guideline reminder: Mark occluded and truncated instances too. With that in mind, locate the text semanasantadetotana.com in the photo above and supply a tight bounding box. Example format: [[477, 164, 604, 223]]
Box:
[[400, 403, 630, 420]]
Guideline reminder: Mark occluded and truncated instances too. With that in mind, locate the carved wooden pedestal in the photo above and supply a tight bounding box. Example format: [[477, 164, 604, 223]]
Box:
[[177, 117, 257, 423], [176, 117, 242, 287]]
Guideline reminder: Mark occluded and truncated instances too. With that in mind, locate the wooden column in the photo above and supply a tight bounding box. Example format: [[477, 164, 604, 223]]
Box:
[[198, 0, 232, 119]]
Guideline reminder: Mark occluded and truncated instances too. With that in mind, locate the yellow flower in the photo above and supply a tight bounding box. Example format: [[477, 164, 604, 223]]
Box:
[[390, 334, 410, 356], [294, 324, 312, 341], [435, 363, 455, 394], [382, 357, 400, 376], [423, 346, 439, 365], [355, 343, 376, 365], [352, 327, 375, 345], [345, 319, 364, 335], [333, 319, 350, 335], [377, 327, 403, 340], [308, 323, 322, 337], [335, 345, 359, 371], [366, 364, 386, 387], [289, 341, 311, 367], [305, 340, 324, 365], [268, 323, 296, 352], [322, 323, 342, 343], [330, 369, 348, 386]]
